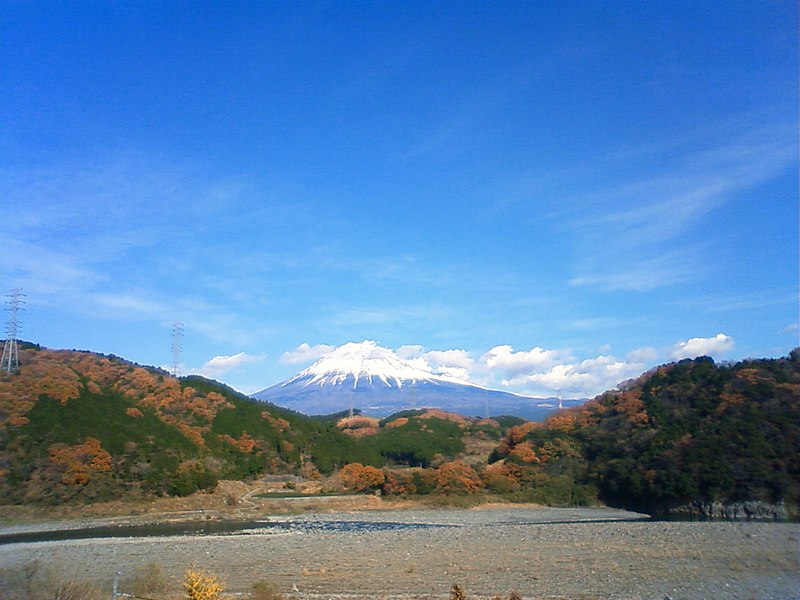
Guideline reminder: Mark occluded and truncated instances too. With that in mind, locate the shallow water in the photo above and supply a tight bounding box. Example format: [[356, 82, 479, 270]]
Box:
[[5, 506, 780, 547], [0, 517, 456, 545]]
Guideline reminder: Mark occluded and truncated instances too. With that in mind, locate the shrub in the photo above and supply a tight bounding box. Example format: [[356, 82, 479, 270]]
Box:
[[450, 584, 467, 600], [409, 468, 437, 494], [183, 567, 223, 600], [381, 468, 417, 495], [52, 581, 101, 600], [0, 561, 100, 600], [129, 562, 171, 597], [251, 580, 285, 600]]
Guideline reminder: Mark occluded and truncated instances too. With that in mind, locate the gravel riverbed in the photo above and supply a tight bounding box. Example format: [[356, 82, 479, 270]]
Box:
[[0, 507, 797, 599]]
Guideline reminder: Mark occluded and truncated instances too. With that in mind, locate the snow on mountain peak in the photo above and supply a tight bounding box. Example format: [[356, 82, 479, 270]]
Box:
[[286, 340, 468, 389]]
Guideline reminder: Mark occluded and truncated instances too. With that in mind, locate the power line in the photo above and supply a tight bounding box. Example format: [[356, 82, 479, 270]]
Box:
[[1, 288, 25, 374], [170, 321, 184, 377]]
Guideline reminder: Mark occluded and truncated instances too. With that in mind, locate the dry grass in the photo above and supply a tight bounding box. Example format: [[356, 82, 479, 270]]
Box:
[[450, 584, 467, 600], [129, 562, 172, 598], [0, 561, 102, 600], [250, 580, 285, 600]]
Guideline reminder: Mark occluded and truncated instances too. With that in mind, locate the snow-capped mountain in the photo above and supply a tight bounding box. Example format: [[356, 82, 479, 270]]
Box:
[[253, 341, 583, 419], [280, 340, 470, 389]]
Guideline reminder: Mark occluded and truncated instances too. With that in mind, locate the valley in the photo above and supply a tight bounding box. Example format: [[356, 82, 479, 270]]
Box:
[[1, 343, 798, 519], [1, 343, 799, 599]]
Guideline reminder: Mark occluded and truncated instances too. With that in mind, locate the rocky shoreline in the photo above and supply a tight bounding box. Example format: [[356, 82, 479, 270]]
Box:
[[668, 499, 790, 520], [0, 505, 797, 599]]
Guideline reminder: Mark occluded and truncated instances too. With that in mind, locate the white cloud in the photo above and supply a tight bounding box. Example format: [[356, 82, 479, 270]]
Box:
[[485, 334, 733, 397], [281, 343, 335, 364], [482, 345, 564, 377], [397, 342, 653, 396], [671, 333, 734, 359], [436, 366, 474, 381], [425, 349, 475, 370], [277, 336, 740, 400], [500, 354, 647, 398], [195, 352, 265, 377], [396, 345, 477, 382]]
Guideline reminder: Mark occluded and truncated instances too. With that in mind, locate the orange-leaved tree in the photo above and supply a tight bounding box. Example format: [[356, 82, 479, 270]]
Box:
[[339, 462, 385, 491], [48, 437, 113, 485], [435, 460, 483, 494]]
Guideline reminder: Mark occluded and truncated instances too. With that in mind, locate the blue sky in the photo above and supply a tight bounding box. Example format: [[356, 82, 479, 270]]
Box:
[[1, 1, 797, 398]]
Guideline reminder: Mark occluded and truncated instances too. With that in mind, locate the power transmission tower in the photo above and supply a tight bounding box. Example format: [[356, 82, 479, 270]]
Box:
[[1, 289, 25, 374], [170, 321, 184, 377]]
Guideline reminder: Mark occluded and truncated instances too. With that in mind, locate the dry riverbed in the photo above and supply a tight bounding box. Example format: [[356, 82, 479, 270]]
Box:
[[1, 504, 797, 600]]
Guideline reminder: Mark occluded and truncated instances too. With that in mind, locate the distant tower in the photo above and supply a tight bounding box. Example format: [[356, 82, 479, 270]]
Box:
[[557, 389, 563, 410], [1, 289, 25, 374], [170, 321, 184, 377]]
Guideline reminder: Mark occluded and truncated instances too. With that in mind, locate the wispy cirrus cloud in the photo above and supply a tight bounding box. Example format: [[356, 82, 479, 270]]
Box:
[[325, 303, 454, 331], [673, 289, 798, 314], [0, 156, 280, 346], [569, 248, 706, 292], [563, 126, 795, 292]]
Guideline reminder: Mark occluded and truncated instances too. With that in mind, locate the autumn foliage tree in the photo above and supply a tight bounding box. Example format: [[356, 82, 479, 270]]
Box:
[[434, 460, 483, 494], [48, 437, 112, 485], [339, 462, 385, 491]]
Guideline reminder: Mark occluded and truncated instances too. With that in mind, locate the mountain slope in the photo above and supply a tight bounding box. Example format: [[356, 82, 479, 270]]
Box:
[[254, 341, 580, 419], [0, 344, 345, 504]]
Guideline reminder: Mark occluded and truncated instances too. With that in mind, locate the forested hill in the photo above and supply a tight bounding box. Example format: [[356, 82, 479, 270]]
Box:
[[488, 351, 800, 516], [0, 344, 519, 505], [2, 344, 798, 513], [0, 344, 349, 504]]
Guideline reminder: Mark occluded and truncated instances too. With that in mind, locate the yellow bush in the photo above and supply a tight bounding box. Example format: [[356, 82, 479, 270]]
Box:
[[184, 567, 223, 600]]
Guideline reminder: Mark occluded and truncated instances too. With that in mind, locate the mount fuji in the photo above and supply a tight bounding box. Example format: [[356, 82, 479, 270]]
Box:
[[253, 341, 582, 420]]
